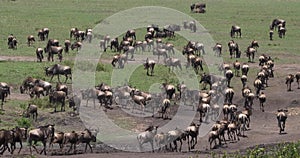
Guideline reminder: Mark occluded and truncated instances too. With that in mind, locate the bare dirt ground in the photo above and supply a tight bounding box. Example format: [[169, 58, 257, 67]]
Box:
[[1, 54, 300, 157]]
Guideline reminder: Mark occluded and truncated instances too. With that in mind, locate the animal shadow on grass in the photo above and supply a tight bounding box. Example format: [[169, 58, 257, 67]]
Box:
[[279, 132, 287, 135]]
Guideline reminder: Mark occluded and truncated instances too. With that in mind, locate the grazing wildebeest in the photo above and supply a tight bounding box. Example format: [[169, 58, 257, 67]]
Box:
[[270, 18, 285, 30], [27, 35, 35, 46], [250, 40, 259, 49], [45, 64, 72, 83], [125, 29, 136, 40], [71, 41, 82, 51], [144, 58, 155, 76], [285, 74, 294, 91], [190, 3, 206, 12], [277, 109, 288, 134], [230, 25, 241, 38], [36, 47, 44, 62], [28, 124, 55, 155], [23, 104, 38, 121]]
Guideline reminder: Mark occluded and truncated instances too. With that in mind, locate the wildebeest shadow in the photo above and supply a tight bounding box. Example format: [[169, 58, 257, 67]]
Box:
[[279, 132, 287, 135]]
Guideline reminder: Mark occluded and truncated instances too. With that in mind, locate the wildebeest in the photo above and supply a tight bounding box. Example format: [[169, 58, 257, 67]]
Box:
[[137, 126, 158, 152], [228, 40, 240, 58], [45, 46, 63, 62], [0, 129, 14, 154], [190, 2, 206, 12], [111, 54, 127, 69], [144, 58, 155, 76], [37, 28, 49, 41], [77, 128, 99, 153], [164, 57, 182, 71], [62, 131, 79, 154], [71, 41, 82, 51], [7, 34, 17, 49], [183, 20, 196, 32], [28, 124, 55, 155], [69, 94, 81, 115], [167, 128, 187, 152], [213, 43, 222, 57], [10, 126, 28, 154], [64, 39, 71, 53], [36, 47, 44, 62], [296, 72, 300, 89], [27, 35, 35, 46], [49, 90, 66, 112], [186, 122, 200, 151], [277, 109, 288, 134], [245, 46, 256, 63], [258, 92, 266, 112], [125, 29, 136, 40], [34, 79, 52, 96], [45, 64, 72, 83], [23, 104, 38, 121], [230, 25, 241, 38], [278, 26, 286, 38], [270, 18, 285, 30], [286, 74, 294, 91], [70, 27, 78, 39], [29, 86, 45, 99], [161, 83, 176, 100]]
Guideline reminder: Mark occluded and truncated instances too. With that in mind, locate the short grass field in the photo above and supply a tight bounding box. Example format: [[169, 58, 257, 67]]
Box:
[[0, 0, 299, 87]]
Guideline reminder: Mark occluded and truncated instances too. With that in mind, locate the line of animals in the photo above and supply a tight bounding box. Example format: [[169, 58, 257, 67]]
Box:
[[0, 123, 99, 155], [0, 7, 293, 154]]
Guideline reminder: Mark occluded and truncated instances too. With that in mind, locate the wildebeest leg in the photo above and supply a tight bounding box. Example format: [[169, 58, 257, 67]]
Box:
[[17, 142, 22, 154], [54, 103, 57, 112], [57, 74, 61, 83], [50, 75, 55, 82]]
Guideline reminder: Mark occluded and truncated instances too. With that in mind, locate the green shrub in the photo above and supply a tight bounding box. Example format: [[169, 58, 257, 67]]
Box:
[[16, 117, 31, 128]]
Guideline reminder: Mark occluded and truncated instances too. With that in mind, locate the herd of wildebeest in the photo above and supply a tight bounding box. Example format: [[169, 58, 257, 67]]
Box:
[[0, 2, 298, 155]]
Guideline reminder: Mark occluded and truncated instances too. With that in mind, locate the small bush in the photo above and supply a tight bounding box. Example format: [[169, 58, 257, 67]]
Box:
[[16, 117, 31, 128]]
